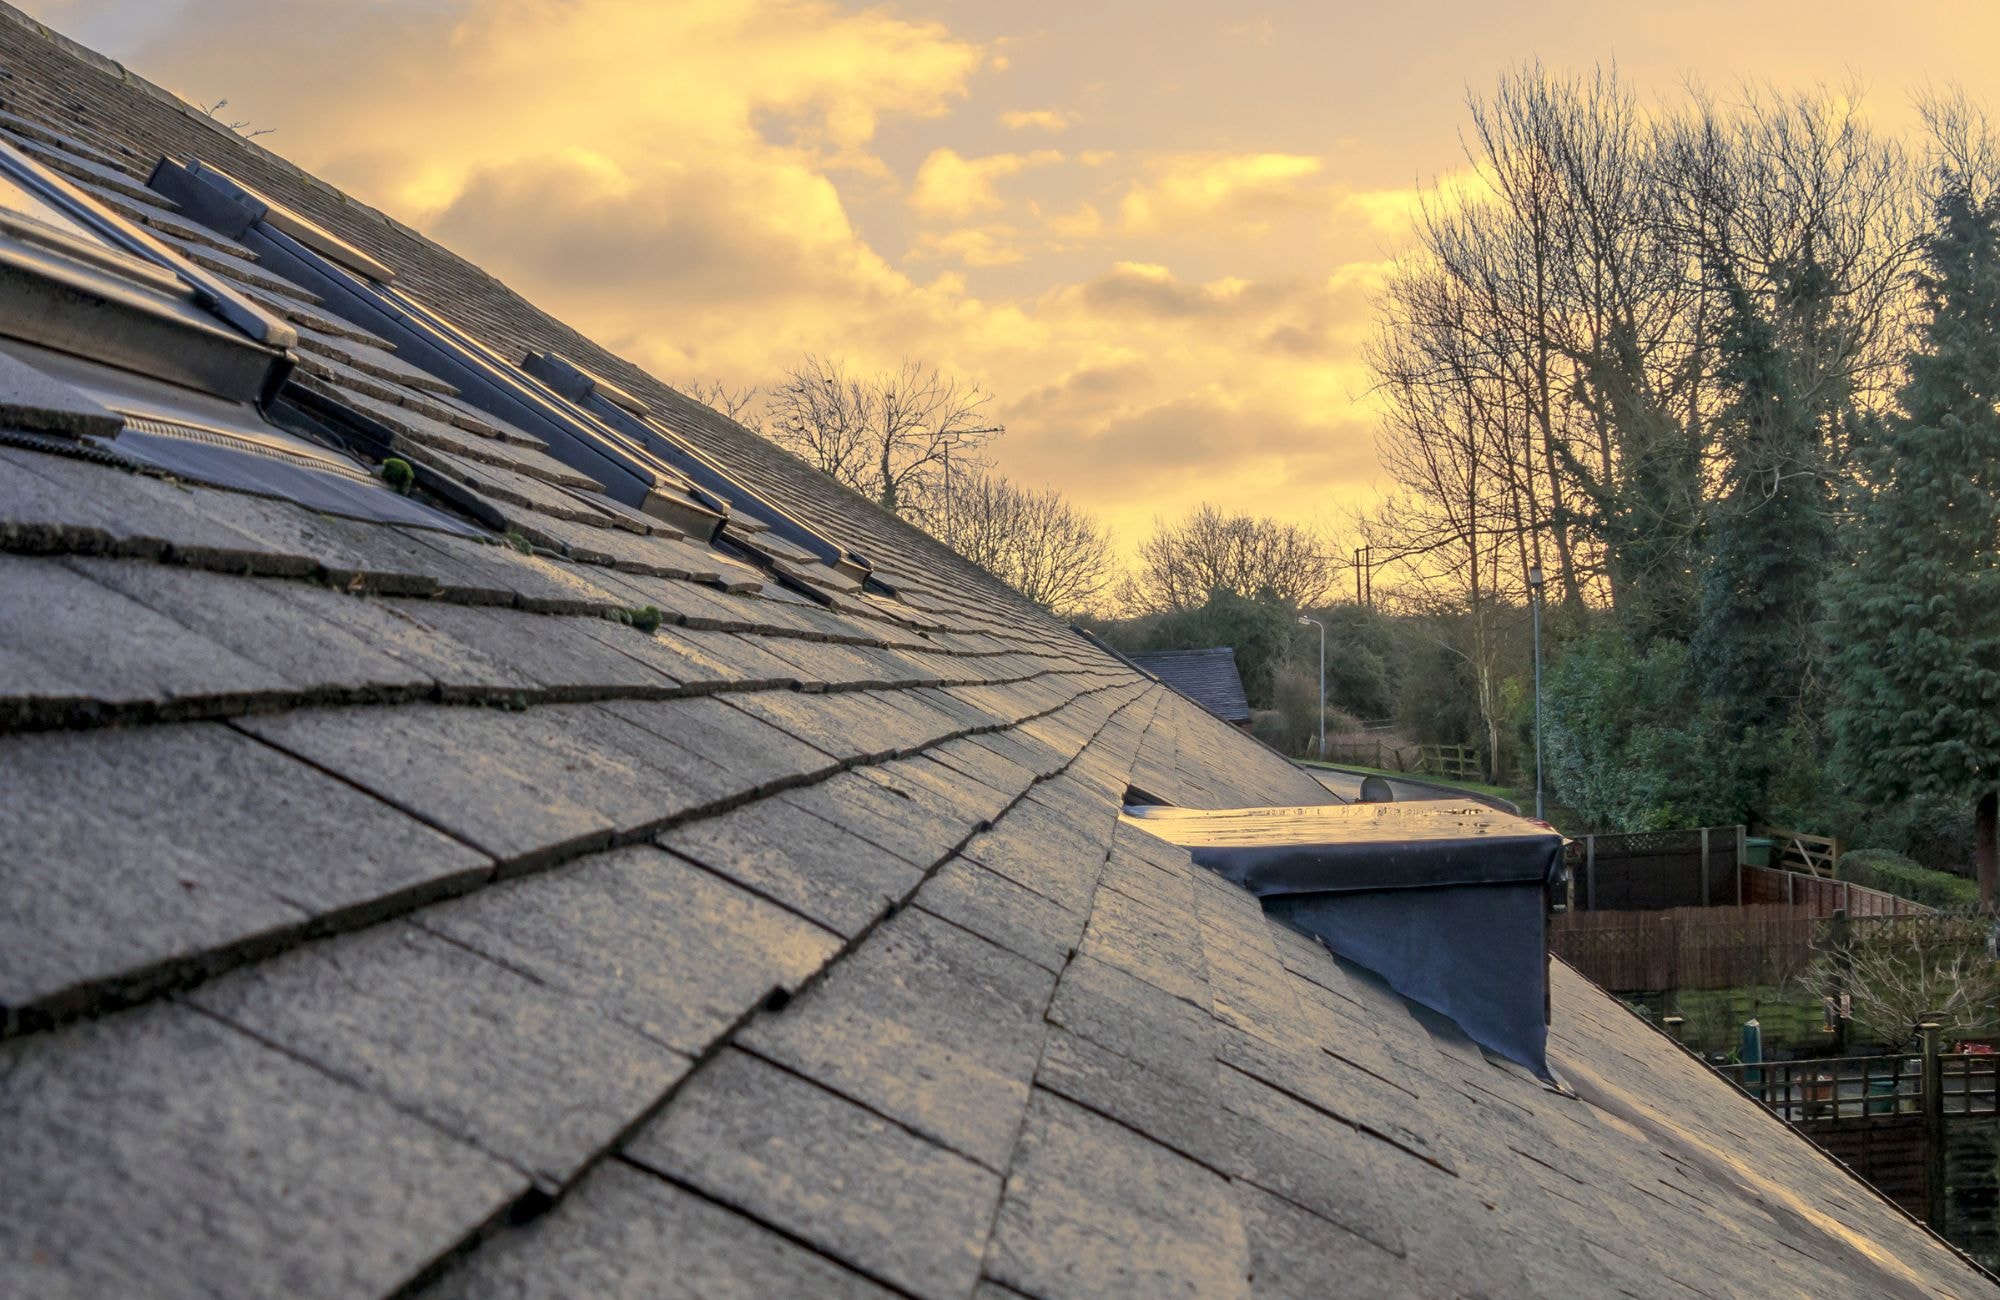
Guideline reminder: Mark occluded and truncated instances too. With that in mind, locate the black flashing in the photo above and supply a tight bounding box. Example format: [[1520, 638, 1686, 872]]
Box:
[[1124, 800, 1567, 1078]]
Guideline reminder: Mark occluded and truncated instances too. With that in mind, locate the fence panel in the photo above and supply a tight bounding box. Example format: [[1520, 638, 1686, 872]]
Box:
[[1549, 904, 1825, 991], [1567, 827, 1740, 911], [1551, 907, 1943, 992], [1740, 866, 1929, 917]]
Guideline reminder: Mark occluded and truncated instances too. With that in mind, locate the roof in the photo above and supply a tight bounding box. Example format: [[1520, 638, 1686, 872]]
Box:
[[0, 8, 1990, 1298], [1129, 645, 1253, 724]]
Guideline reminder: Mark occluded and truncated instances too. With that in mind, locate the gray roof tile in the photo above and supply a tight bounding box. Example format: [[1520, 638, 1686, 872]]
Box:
[[984, 1089, 1250, 1300], [425, 1159, 898, 1300], [739, 906, 1054, 1171], [626, 1047, 1001, 1299], [0, 1001, 520, 1300], [913, 854, 1089, 973], [418, 844, 840, 1055], [658, 794, 920, 937], [0, 722, 489, 1030], [187, 921, 688, 1188]]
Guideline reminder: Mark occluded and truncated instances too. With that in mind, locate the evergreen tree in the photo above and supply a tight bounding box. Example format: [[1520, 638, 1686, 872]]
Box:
[[1688, 263, 1834, 812], [1828, 184, 2000, 904]]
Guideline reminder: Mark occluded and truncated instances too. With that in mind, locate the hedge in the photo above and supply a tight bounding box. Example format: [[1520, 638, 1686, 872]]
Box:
[[1838, 848, 1982, 910]]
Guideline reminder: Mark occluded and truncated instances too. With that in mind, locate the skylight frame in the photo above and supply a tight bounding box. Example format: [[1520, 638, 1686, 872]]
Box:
[[152, 155, 736, 537], [521, 351, 880, 589], [0, 137, 297, 405]]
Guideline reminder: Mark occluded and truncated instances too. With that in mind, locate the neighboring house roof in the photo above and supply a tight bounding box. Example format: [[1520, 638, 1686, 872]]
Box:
[[0, 8, 1988, 1298], [1130, 646, 1253, 724]]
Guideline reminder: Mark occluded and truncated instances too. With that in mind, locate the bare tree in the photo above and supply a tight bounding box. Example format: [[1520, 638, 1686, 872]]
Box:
[[678, 378, 763, 429], [1126, 505, 1337, 614], [1795, 916, 2000, 1047], [1366, 258, 1522, 776], [940, 473, 1115, 616], [763, 355, 1002, 523], [1369, 64, 1922, 648]]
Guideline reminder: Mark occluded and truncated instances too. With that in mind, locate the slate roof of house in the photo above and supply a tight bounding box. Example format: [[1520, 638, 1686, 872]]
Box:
[[1130, 646, 1254, 725], [0, 8, 1990, 1297]]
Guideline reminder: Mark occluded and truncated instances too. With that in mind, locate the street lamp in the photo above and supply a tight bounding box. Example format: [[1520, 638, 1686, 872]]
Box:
[[1297, 613, 1326, 760], [1526, 564, 1545, 822]]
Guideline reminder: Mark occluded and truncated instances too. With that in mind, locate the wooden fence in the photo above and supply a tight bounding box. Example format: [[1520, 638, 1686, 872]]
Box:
[[1740, 865, 1929, 916], [1320, 738, 1485, 781], [1551, 895, 1935, 992], [1420, 744, 1481, 781], [1567, 826, 1742, 911], [1322, 737, 1419, 773], [1758, 825, 1843, 878], [1708, 1051, 2000, 1243], [1550, 904, 1824, 990]]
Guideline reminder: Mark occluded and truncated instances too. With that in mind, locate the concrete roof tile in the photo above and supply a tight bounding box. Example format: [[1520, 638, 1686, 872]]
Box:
[[626, 1047, 1001, 1299]]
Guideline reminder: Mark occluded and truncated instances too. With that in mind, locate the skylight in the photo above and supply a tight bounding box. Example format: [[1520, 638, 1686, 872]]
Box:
[[149, 156, 891, 597], [152, 156, 731, 539], [0, 137, 293, 405], [521, 351, 879, 592], [0, 138, 469, 531]]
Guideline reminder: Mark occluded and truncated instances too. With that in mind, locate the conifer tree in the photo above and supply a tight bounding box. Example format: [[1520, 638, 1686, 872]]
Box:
[[1829, 184, 2000, 905], [1688, 264, 1833, 811]]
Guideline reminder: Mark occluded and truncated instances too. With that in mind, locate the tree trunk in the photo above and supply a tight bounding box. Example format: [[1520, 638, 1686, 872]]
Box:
[[1978, 788, 1997, 912]]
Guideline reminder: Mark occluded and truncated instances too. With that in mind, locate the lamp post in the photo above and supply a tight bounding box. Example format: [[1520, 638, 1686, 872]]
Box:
[[1527, 564, 1545, 822], [1297, 614, 1325, 760]]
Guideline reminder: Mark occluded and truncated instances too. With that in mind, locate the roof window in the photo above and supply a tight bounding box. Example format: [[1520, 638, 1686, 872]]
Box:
[[0, 137, 293, 404], [521, 351, 878, 591], [149, 157, 890, 598], [152, 155, 727, 539], [0, 139, 472, 531]]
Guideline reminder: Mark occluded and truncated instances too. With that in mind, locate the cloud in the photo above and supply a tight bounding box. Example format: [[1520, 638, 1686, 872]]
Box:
[[908, 147, 1064, 219], [907, 225, 1029, 267], [999, 107, 1076, 133], [55, 0, 1388, 559], [1041, 202, 1104, 239], [1118, 152, 1328, 235]]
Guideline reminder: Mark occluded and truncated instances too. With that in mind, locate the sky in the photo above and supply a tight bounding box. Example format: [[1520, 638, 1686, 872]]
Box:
[[26, 0, 2000, 558]]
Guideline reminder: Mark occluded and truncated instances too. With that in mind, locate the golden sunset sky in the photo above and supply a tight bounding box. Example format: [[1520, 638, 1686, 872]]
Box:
[[27, 0, 2000, 556]]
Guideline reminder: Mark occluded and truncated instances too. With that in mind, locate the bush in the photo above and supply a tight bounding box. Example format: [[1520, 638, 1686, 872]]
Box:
[[1395, 631, 1480, 747], [1248, 709, 1290, 753], [1255, 664, 1360, 757], [1848, 798, 1976, 876], [1315, 604, 1398, 720], [1838, 849, 1982, 910]]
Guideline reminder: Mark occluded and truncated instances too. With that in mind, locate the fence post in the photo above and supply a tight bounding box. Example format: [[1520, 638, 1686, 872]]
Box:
[[1736, 825, 1747, 905], [1786, 872, 1795, 906], [1922, 1019, 1947, 1230], [1700, 828, 1711, 906], [1586, 837, 1597, 911]]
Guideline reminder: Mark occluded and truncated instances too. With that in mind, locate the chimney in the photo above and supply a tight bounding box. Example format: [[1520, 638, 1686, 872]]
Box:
[[1122, 799, 1569, 1079]]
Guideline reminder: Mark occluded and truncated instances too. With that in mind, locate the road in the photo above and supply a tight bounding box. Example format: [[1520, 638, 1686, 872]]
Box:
[[1304, 765, 1520, 814]]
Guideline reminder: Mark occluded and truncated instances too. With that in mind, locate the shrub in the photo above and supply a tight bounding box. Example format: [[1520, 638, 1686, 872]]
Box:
[[1249, 709, 1291, 753], [1848, 798, 1976, 876], [1838, 849, 1982, 910]]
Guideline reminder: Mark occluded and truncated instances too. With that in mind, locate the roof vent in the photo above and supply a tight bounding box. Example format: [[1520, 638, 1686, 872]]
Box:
[[1123, 800, 1568, 1078]]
